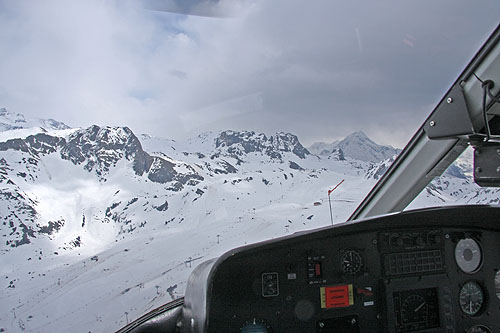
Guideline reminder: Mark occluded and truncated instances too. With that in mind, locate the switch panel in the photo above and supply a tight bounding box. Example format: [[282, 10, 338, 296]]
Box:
[[262, 272, 279, 297]]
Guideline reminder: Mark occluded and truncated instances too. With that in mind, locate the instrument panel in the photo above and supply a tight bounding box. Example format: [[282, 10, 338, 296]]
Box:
[[181, 206, 500, 332]]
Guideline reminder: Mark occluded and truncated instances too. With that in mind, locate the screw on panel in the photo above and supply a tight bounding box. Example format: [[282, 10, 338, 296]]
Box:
[[497, 167, 500, 173], [429, 121, 435, 127], [445, 234, 450, 239], [476, 167, 483, 174], [447, 97, 453, 104], [318, 322, 325, 328], [351, 318, 357, 325], [497, 149, 500, 155]]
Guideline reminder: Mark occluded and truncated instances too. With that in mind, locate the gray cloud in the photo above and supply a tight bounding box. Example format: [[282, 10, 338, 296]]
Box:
[[0, 0, 498, 148]]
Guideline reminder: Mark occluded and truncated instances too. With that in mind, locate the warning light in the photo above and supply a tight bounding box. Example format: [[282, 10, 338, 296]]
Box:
[[320, 284, 354, 309]]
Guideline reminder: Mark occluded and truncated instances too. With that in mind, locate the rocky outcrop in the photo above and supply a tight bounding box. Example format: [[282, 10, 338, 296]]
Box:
[[215, 130, 310, 160]]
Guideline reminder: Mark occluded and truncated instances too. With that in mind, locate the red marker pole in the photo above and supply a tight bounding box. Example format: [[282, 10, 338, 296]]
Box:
[[328, 179, 344, 226], [328, 194, 333, 226]]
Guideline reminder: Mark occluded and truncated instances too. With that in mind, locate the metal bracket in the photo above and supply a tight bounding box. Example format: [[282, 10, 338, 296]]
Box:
[[423, 86, 475, 139], [473, 143, 500, 187], [424, 84, 500, 187]]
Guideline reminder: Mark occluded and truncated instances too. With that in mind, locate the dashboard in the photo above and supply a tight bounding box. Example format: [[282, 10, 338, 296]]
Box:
[[180, 205, 500, 332]]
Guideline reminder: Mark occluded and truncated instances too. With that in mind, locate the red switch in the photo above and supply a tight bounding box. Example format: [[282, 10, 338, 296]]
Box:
[[315, 263, 322, 276]]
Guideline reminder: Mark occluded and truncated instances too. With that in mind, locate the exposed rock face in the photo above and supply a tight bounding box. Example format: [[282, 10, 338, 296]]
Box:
[[58, 125, 203, 186], [289, 161, 304, 171], [60, 125, 154, 179], [329, 148, 345, 161], [0, 133, 66, 158], [215, 130, 310, 160], [365, 156, 397, 180], [0, 124, 205, 248]]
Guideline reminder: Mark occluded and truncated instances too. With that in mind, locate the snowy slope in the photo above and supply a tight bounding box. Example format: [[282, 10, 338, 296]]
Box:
[[0, 110, 498, 332]]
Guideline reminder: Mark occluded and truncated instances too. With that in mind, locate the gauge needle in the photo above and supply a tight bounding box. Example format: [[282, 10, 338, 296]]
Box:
[[414, 302, 426, 312]]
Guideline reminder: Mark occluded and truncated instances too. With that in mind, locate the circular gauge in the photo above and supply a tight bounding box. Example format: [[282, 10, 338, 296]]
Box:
[[467, 325, 492, 333], [455, 238, 482, 273], [340, 250, 362, 275], [459, 281, 485, 316], [241, 318, 272, 333], [401, 295, 429, 325]]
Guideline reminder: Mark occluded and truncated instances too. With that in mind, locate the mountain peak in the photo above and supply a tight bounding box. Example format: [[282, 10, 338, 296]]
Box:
[[214, 130, 310, 159], [351, 130, 368, 137], [0, 107, 70, 132], [308, 131, 399, 163], [342, 131, 375, 144], [335, 132, 399, 163]]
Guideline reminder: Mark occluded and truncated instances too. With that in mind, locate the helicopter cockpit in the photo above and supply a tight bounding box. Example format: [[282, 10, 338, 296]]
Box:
[[117, 22, 500, 333]]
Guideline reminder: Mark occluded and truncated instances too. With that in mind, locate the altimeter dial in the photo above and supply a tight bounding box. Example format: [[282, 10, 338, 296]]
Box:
[[459, 281, 485, 316]]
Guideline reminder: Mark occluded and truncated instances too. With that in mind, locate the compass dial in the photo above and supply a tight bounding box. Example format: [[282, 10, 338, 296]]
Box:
[[459, 281, 485, 316], [340, 250, 362, 275]]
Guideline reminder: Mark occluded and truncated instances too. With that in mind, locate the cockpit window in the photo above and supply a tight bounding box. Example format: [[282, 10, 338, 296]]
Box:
[[409, 147, 500, 209], [0, 1, 499, 332]]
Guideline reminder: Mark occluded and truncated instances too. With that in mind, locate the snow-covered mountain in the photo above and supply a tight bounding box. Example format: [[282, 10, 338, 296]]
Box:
[[0, 108, 497, 332], [308, 140, 339, 156], [309, 131, 401, 163], [214, 130, 310, 160], [0, 107, 69, 133]]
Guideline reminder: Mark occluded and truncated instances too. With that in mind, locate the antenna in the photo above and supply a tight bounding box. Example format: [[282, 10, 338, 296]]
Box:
[[328, 179, 344, 226]]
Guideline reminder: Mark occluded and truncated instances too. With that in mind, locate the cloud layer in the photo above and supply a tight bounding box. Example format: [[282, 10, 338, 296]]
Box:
[[0, 0, 498, 147]]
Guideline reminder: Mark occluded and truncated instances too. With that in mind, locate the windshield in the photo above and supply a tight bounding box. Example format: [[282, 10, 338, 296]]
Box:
[[0, 1, 499, 331], [408, 147, 500, 209]]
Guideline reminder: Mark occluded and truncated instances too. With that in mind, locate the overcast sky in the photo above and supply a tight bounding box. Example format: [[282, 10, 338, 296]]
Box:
[[0, 0, 498, 148]]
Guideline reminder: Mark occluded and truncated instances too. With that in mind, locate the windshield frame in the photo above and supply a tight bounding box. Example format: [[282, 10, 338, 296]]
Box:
[[349, 23, 500, 221]]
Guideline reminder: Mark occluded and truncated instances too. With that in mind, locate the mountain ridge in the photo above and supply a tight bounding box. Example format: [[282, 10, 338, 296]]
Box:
[[0, 107, 70, 132]]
